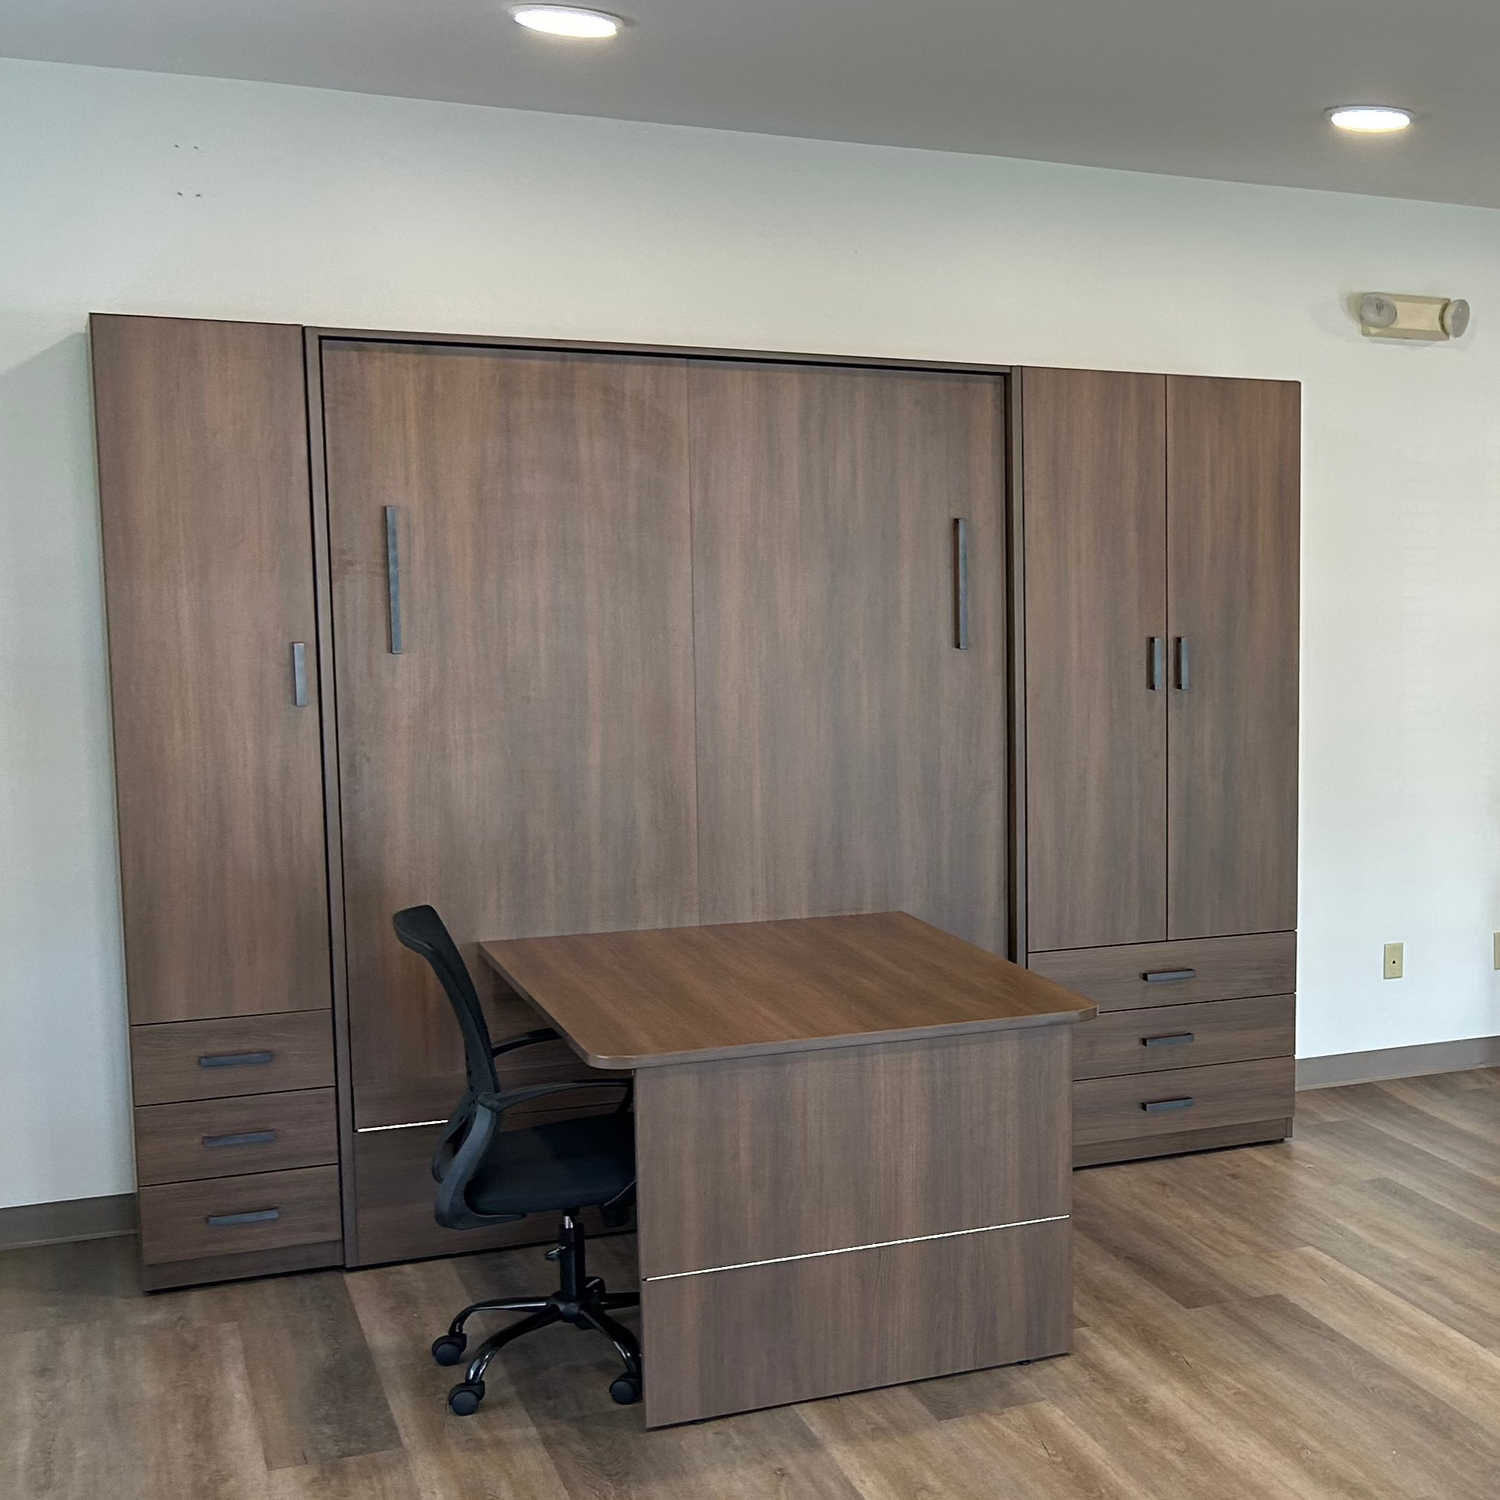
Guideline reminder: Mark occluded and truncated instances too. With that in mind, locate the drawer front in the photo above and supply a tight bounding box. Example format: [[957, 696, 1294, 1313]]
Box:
[[1073, 995, 1294, 1080], [1073, 1056, 1295, 1146], [138, 1165, 341, 1265], [132, 1011, 334, 1105], [1030, 932, 1295, 1012], [135, 1088, 338, 1186]]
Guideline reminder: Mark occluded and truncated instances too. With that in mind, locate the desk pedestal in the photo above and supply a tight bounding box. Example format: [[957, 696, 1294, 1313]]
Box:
[[633, 1024, 1074, 1426]]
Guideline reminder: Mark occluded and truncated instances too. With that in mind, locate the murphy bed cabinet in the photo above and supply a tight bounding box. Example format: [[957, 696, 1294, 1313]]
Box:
[[92, 317, 1300, 1288], [1018, 366, 1299, 1166]]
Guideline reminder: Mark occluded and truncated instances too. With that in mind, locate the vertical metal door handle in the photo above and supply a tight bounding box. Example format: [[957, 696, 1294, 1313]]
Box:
[[1175, 636, 1190, 690], [291, 642, 308, 707], [952, 518, 970, 651], [385, 505, 404, 655], [1149, 637, 1165, 690]]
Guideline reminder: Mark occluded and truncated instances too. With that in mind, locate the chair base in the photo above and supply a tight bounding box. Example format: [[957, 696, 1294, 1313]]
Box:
[[433, 1214, 642, 1413]]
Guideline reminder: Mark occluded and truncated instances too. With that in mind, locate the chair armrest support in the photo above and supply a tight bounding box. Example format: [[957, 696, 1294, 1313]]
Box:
[[490, 1026, 560, 1059], [433, 1079, 631, 1230], [476, 1079, 628, 1116]]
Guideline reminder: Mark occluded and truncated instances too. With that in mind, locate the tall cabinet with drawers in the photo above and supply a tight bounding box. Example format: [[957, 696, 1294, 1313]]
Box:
[[1016, 367, 1300, 1165], [93, 317, 343, 1288]]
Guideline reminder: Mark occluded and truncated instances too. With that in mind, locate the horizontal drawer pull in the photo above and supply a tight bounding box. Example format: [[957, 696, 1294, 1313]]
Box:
[[1143, 969, 1196, 983], [201, 1130, 278, 1150], [205, 1207, 281, 1227], [1142, 1032, 1195, 1048], [1141, 1097, 1195, 1114], [198, 1050, 275, 1069]]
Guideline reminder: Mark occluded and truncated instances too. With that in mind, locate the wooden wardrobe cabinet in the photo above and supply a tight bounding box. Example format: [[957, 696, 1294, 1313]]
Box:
[[94, 316, 1299, 1287], [1018, 366, 1299, 1165], [93, 316, 341, 1288]]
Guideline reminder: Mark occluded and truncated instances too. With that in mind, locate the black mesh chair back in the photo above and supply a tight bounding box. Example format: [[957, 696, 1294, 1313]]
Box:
[[392, 903, 500, 1096]]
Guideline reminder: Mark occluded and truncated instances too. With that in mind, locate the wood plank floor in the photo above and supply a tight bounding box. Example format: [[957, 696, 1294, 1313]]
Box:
[[7, 1070, 1500, 1498]]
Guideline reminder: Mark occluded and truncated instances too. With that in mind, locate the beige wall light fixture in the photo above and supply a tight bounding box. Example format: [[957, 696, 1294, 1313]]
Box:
[[1358, 292, 1471, 340]]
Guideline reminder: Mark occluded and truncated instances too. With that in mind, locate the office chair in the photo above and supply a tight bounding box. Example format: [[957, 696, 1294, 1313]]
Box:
[[392, 905, 642, 1415]]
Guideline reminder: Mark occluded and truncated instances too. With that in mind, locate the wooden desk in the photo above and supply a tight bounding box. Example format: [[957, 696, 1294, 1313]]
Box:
[[480, 912, 1095, 1427]]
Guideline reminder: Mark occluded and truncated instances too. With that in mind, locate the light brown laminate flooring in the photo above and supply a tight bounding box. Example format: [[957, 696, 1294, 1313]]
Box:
[[7, 1070, 1500, 1498]]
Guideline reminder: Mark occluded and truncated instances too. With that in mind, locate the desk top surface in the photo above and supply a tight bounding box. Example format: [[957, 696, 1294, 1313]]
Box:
[[478, 911, 1095, 1069]]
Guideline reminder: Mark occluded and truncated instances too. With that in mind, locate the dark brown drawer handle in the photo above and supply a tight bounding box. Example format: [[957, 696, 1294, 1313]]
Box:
[[1143, 969, 1196, 983], [1142, 1032, 1195, 1048], [205, 1208, 281, 1228], [202, 1130, 278, 1150], [197, 1050, 274, 1069], [1142, 1097, 1195, 1114]]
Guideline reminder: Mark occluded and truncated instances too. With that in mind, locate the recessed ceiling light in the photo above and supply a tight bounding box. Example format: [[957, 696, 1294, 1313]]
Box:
[[1327, 105, 1413, 134], [511, 5, 623, 37]]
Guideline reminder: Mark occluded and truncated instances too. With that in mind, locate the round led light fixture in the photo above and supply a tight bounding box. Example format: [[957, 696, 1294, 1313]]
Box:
[[511, 5, 623, 37], [1328, 105, 1413, 134]]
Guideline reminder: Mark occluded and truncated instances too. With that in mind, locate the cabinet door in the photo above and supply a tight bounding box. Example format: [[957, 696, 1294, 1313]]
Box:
[[323, 344, 699, 1129], [93, 316, 330, 1023], [1167, 377, 1299, 938], [690, 362, 1006, 951], [1022, 368, 1168, 953]]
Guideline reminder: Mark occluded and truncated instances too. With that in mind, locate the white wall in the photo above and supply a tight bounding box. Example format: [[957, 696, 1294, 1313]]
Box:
[[3, 56, 1499, 1209]]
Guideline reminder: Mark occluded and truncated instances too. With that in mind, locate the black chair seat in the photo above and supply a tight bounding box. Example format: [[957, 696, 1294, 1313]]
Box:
[[466, 1113, 635, 1218]]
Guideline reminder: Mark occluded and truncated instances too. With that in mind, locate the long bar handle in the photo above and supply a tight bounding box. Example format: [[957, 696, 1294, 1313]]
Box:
[[197, 1050, 274, 1069], [202, 1130, 278, 1150], [1143, 968, 1196, 983], [385, 505, 404, 655], [1142, 1097, 1195, 1114], [952, 518, 970, 651], [1142, 1032, 1195, 1048], [291, 642, 308, 707], [206, 1208, 281, 1228], [1149, 637, 1165, 690], [1175, 636, 1190, 690]]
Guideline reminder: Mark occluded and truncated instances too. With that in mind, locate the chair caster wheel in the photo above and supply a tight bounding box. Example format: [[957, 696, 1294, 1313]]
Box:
[[609, 1373, 643, 1405], [448, 1381, 485, 1416], [431, 1334, 468, 1366]]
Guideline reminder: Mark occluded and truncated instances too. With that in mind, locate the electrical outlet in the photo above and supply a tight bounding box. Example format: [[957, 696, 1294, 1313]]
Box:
[[1493, 933, 1500, 971], [1384, 942, 1403, 980]]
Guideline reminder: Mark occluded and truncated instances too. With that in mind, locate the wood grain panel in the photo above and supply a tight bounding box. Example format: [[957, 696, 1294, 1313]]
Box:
[[688, 362, 1007, 951], [321, 342, 699, 1130], [1072, 993, 1293, 1080], [641, 1218, 1071, 1427], [1167, 376, 1300, 939], [138, 1165, 341, 1265], [634, 1025, 1071, 1277], [1029, 930, 1295, 1011], [91, 315, 330, 1024], [130, 1011, 335, 1106], [483, 912, 1093, 1070], [1021, 367, 1168, 953], [1072, 1055, 1295, 1147], [134, 1088, 337, 1186], [1073, 1116, 1290, 1167]]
